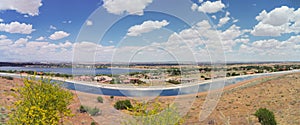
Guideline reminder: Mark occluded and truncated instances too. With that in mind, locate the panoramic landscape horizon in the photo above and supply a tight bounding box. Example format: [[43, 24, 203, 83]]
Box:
[[0, 0, 299, 125]]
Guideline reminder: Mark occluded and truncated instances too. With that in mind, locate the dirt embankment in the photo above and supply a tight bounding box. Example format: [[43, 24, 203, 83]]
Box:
[[0, 73, 299, 124], [0, 77, 96, 125], [183, 73, 300, 124]]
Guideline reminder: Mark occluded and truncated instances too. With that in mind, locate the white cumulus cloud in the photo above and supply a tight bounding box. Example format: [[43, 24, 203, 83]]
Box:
[[256, 6, 294, 26], [127, 20, 169, 36], [0, 0, 42, 16], [251, 22, 288, 36], [86, 20, 93, 26], [103, 0, 153, 15], [0, 38, 13, 46], [0, 21, 35, 34], [36, 36, 45, 41], [49, 31, 70, 40], [191, 3, 198, 11], [239, 35, 300, 59], [0, 35, 7, 39], [218, 11, 231, 27], [221, 25, 242, 40], [251, 6, 300, 36], [49, 25, 57, 30], [197, 0, 225, 14], [211, 15, 217, 19]]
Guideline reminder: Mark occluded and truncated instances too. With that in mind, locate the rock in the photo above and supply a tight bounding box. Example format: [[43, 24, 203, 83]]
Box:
[[0, 107, 5, 111]]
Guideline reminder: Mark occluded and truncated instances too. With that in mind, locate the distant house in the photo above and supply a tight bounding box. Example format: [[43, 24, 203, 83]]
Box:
[[128, 78, 140, 83], [181, 78, 197, 83], [149, 76, 159, 79], [200, 70, 206, 73], [210, 74, 218, 78], [20, 73, 28, 76], [74, 76, 93, 81], [94, 76, 112, 83], [246, 72, 255, 75], [37, 72, 44, 75], [122, 80, 130, 84]]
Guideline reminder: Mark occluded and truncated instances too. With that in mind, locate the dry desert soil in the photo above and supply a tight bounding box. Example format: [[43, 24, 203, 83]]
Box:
[[0, 72, 299, 125]]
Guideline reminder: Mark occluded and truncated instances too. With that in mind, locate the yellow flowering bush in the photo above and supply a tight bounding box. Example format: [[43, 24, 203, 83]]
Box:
[[124, 101, 185, 125], [9, 76, 73, 124]]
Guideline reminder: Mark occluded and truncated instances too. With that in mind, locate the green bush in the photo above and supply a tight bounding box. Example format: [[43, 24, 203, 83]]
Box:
[[91, 122, 96, 125], [89, 107, 100, 116], [167, 80, 181, 84], [97, 96, 103, 103], [124, 102, 184, 125], [79, 105, 88, 113], [254, 108, 277, 125], [114, 100, 132, 110], [79, 105, 100, 116], [167, 68, 181, 76], [1, 76, 13, 80]]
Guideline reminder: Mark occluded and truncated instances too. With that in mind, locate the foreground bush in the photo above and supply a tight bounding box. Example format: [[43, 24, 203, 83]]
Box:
[[254, 108, 277, 125], [124, 102, 184, 125], [114, 100, 133, 110], [9, 76, 73, 124], [79, 105, 101, 116], [89, 107, 101, 116]]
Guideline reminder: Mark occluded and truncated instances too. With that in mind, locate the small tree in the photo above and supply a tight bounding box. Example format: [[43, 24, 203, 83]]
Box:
[[254, 108, 277, 125], [114, 100, 132, 110]]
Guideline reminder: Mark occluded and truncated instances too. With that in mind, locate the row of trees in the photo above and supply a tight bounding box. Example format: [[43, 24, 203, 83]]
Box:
[[227, 65, 300, 72], [0, 70, 72, 78]]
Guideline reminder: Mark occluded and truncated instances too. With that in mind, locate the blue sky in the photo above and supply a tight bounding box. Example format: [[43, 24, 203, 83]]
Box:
[[0, 0, 299, 62]]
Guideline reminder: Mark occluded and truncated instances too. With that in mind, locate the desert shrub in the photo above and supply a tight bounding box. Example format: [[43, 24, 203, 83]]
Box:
[[97, 96, 103, 103], [114, 100, 132, 110], [254, 108, 277, 125], [110, 78, 121, 84], [79, 105, 100, 116], [1, 76, 13, 80], [167, 80, 181, 84], [0, 111, 7, 124], [79, 105, 88, 113], [9, 76, 73, 124], [124, 102, 184, 125], [89, 107, 100, 116], [204, 77, 211, 80], [110, 95, 114, 99], [91, 122, 96, 125]]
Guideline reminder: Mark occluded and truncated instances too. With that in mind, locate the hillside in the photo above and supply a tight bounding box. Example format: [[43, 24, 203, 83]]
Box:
[[0, 73, 299, 124]]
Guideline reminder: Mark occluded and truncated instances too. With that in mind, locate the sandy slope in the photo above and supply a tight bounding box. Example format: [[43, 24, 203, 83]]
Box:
[[0, 73, 299, 124]]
